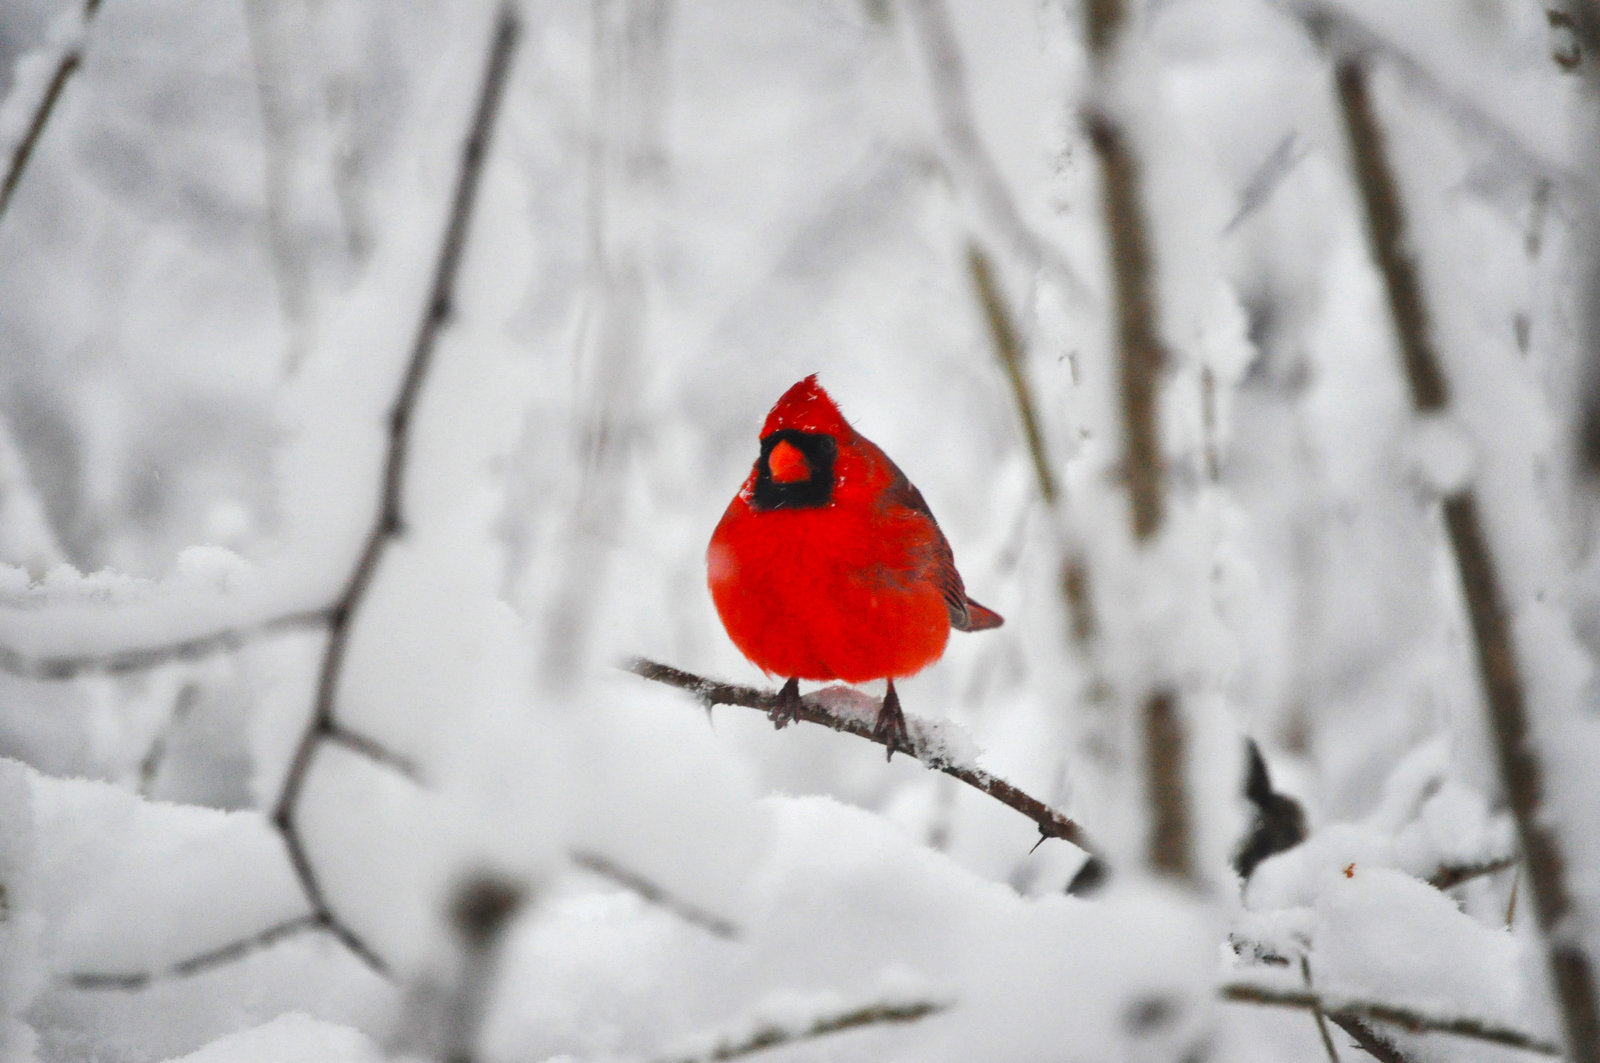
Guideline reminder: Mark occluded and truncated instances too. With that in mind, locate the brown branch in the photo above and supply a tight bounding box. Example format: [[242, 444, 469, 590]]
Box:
[[967, 241, 1100, 645], [571, 848, 741, 940], [1086, 112, 1167, 542], [1328, 1014, 1413, 1063], [0, 607, 331, 680], [655, 999, 948, 1063], [0, 0, 104, 225], [1301, 956, 1343, 1063], [626, 658, 1097, 855], [1221, 983, 1560, 1056], [443, 873, 527, 1063], [1427, 855, 1516, 892], [1334, 55, 1600, 1063], [1142, 688, 1193, 880]]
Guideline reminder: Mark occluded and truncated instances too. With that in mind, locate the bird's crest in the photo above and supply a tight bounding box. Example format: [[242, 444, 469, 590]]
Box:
[[761, 375, 852, 439]]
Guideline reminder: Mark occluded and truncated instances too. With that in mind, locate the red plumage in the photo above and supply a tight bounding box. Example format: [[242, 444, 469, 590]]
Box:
[[706, 376, 1002, 754]]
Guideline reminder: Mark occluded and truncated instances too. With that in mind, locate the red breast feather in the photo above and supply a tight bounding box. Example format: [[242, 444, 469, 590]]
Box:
[[707, 376, 1001, 683]]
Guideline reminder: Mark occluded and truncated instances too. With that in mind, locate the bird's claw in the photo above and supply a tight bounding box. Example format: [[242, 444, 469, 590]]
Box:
[[874, 682, 910, 762], [769, 677, 802, 730]]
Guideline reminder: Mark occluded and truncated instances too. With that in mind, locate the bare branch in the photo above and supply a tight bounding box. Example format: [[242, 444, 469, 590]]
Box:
[[1427, 855, 1516, 892], [571, 848, 741, 940], [1328, 1014, 1414, 1063], [68, 914, 323, 990], [626, 658, 1097, 855], [1221, 982, 1560, 1056], [0, 0, 104, 226], [655, 999, 949, 1063], [1334, 55, 1600, 1062], [0, 607, 331, 680], [899, 0, 1091, 306]]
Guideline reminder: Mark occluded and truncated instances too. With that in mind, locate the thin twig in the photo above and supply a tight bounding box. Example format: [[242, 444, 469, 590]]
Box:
[[571, 848, 741, 940], [626, 658, 1097, 854], [1426, 855, 1516, 892], [1221, 983, 1559, 1056], [69, 913, 322, 990], [1335, 55, 1600, 1063], [0, 0, 104, 225], [1301, 955, 1341, 1063], [1328, 1014, 1413, 1063], [899, 0, 1091, 306], [0, 607, 331, 680], [655, 999, 949, 1063], [967, 241, 1099, 645]]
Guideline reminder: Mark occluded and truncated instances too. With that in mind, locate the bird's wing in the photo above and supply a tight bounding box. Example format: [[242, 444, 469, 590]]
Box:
[[878, 460, 1000, 632]]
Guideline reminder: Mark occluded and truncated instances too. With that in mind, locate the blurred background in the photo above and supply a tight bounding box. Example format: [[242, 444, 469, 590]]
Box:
[[0, 0, 1594, 1061]]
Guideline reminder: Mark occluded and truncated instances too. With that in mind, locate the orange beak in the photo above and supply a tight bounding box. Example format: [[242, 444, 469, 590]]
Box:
[[768, 439, 810, 483]]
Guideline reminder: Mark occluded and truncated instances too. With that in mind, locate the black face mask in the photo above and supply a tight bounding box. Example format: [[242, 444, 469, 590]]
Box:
[[751, 429, 838, 511]]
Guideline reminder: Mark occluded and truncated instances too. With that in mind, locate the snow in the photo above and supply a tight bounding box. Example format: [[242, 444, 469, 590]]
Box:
[[0, 0, 1593, 1060]]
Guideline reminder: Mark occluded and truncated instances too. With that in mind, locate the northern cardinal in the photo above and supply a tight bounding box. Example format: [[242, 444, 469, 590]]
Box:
[[707, 375, 1002, 759]]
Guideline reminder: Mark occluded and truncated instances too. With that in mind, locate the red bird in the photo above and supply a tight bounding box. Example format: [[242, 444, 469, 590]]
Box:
[[707, 375, 1003, 759]]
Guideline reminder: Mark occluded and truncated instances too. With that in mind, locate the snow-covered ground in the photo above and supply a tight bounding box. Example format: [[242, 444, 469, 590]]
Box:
[[0, 0, 1594, 1060]]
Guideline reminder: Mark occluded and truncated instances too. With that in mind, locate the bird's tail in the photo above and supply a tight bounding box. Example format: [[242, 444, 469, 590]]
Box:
[[961, 598, 1004, 631]]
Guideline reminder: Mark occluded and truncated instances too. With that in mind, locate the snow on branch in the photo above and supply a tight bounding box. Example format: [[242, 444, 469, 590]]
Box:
[[0, 0, 104, 225], [1220, 982, 1561, 1056], [626, 658, 1098, 855], [1334, 54, 1600, 1063], [653, 998, 949, 1063], [67, 3, 524, 988]]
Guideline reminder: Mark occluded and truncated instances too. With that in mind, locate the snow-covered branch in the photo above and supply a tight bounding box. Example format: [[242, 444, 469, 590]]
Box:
[[626, 658, 1097, 855], [1334, 54, 1600, 1062], [1221, 982, 1560, 1056]]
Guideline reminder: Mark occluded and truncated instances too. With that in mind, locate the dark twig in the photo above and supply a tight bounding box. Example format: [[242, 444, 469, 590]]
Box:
[[1328, 1014, 1413, 1063], [1335, 55, 1600, 1063], [655, 999, 948, 1063], [1427, 855, 1516, 892], [264, 3, 520, 978], [627, 658, 1097, 854], [1221, 983, 1559, 1056], [69, 913, 322, 990], [0, 0, 104, 225], [571, 848, 741, 940], [0, 608, 331, 680]]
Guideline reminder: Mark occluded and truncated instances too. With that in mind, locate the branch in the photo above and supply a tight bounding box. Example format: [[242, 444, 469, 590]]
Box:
[[654, 999, 948, 1063], [571, 848, 741, 940], [0, 607, 331, 680], [1427, 855, 1516, 892], [626, 658, 1097, 855], [0, 0, 104, 226], [1335, 56, 1600, 1063], [69, 913, 322, 990], [900, 0, 1091, 306], [1143, 688, 1194, 880], [1221, 983, 1560, 1056], [264, 2, 521, 978], [967, 241, 1099, 645]]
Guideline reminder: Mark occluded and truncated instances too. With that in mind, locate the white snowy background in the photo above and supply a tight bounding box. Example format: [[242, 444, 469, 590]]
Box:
[[0, 0, 1594, 1061]]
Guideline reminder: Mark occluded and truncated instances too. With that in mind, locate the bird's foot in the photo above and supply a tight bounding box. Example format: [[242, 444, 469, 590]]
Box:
[[769, 677, 802, 730], [874, 680, 911, 762]]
